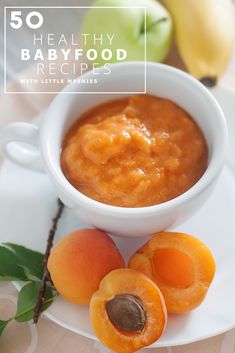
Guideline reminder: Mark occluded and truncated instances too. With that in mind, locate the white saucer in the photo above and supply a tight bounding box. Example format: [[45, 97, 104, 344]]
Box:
[[0, 85, 235, 348]]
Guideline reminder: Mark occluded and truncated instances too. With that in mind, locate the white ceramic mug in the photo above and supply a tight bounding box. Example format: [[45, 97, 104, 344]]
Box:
[[0, 62, 228, 237]]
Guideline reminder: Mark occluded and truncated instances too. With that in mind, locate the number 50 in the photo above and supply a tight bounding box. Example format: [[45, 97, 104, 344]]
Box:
[[10, 11, 43, 29]]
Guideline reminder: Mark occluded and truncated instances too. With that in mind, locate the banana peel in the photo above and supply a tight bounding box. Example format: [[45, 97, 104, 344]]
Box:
[[163, 0, 235, 86]]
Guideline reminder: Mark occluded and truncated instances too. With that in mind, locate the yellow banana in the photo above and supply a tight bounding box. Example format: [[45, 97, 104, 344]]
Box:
[[163, 0, 235, 86]]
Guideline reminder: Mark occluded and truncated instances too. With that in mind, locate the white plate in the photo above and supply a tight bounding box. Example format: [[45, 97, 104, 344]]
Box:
[[0, 85, 235, 348]]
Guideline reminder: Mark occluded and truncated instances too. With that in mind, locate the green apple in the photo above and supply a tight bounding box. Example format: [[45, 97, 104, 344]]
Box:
[[81, 0, 173, 66]]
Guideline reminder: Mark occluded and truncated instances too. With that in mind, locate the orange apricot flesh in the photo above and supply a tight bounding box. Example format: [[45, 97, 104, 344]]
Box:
[[153, 248, 195, 288], [128, 232, 216, 313], [47, 229, 125, 304], [90, 269, 167, 353]]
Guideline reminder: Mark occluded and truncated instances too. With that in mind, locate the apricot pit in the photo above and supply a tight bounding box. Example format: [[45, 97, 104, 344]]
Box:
[[106, 294, 147, 333]]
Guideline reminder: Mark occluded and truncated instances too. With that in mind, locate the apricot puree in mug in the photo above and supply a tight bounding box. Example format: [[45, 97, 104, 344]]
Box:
[[61, 95, 208, 207]]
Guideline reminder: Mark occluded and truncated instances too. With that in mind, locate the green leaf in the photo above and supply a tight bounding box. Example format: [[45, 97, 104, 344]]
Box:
[[15, 282, 56, 322], [0, 246, 28, 281], [0, 319, 11, 335], [18, 266, 41, 282], [4, 243, 44, 280]]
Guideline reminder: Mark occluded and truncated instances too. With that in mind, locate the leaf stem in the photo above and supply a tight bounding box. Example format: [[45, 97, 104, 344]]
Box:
[[14, 294, 58, 321], [0, 294, 57, 335], [33, 199, 64, 323]]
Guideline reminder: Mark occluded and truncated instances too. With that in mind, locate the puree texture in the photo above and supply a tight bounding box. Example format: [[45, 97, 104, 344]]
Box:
[[61, 95, 208, 207]]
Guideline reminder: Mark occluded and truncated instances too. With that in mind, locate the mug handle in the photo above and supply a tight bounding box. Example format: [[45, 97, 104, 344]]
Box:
[[0, 122, 44, 172]]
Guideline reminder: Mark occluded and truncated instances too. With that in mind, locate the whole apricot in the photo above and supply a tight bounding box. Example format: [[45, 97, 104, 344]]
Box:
[[128, 232, 216, 313], [90, 268, 167, 353], [48, 229, 125, 304]]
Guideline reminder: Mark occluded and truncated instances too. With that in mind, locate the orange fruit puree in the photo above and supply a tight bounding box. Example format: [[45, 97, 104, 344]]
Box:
[[61, 95, 208, 207]]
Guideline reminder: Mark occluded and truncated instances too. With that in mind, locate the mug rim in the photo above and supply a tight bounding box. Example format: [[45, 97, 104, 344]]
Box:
[[41, 61, 228, 216]]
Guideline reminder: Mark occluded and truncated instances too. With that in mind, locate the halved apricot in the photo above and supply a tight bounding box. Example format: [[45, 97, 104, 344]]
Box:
[[90, 269, 167, 353], [128, 232, 215, 313]]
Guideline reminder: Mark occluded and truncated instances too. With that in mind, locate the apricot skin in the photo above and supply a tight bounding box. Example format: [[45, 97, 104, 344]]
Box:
[[128, 232, 216, 313], [90, 269, 167, 353], [47, 229, 125, 304]]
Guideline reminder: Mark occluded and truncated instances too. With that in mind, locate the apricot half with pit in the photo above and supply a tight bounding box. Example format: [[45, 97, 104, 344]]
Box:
[[90, 268, 167, 353], [128, 232, 216, 313], [47, 229, 125, 304]]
